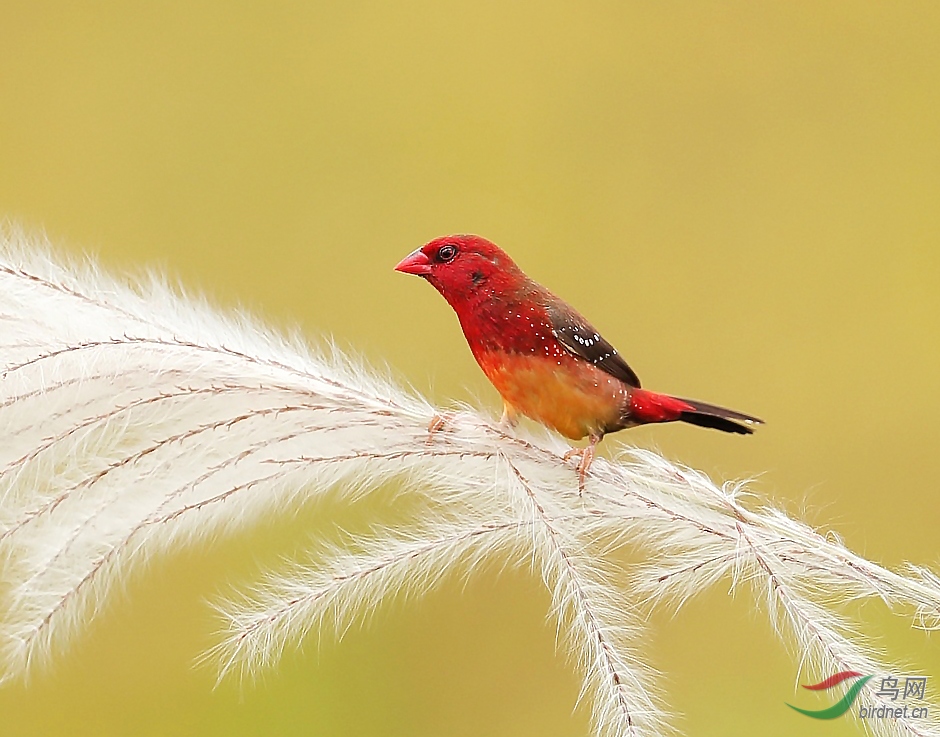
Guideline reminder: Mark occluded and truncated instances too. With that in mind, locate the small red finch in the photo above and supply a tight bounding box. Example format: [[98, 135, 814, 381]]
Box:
[[395, 234, 761, 489]]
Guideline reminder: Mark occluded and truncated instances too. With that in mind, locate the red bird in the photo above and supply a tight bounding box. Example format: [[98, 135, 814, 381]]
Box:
[[395, 235, 761, 489]]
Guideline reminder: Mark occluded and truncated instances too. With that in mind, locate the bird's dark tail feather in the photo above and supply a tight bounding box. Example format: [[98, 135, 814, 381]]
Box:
[[676, 397, 762, 435], [629, 389, 762, 435]]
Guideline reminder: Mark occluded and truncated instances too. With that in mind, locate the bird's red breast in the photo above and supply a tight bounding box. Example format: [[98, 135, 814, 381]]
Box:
[[475, 348, 629, 439], [415, 250, 633, 440]]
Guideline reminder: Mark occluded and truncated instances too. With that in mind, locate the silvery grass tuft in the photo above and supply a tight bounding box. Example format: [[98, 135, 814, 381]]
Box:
[[0, 224, 937, 737]]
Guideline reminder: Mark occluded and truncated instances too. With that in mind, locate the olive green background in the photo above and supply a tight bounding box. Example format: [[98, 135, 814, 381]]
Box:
[[1, 2, 938, 735]]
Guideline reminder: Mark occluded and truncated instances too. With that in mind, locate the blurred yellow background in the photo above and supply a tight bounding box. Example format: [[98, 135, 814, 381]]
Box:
[[1, 2, 938, 735]]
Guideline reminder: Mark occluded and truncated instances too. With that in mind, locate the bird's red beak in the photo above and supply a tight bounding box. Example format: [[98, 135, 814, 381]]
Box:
[[394, 249, 432, 276]]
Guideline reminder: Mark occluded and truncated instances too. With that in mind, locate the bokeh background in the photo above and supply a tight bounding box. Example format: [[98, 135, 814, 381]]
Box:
[[1, 2, 938, 735]]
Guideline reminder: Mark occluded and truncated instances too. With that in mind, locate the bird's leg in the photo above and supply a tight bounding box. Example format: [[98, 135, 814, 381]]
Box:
[[562, 433, 602, 495], [498, 402, 519, 432]]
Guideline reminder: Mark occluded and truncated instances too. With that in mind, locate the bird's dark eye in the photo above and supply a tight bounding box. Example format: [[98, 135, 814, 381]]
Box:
[[437, 244, 457, 263]]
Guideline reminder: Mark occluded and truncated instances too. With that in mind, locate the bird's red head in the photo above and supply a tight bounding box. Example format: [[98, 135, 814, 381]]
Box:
[[394, 234, 527, 310]]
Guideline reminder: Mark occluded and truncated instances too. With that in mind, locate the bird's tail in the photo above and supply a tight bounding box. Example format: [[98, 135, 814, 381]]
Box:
[[629, 389, 762, 435]]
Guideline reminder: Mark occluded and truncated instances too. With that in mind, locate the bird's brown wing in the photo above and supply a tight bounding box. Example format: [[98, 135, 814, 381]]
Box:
[[546, 302, 641, 388]]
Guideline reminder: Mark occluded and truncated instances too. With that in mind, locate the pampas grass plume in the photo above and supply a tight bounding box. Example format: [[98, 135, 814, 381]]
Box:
[[0, 226, 937, 737]]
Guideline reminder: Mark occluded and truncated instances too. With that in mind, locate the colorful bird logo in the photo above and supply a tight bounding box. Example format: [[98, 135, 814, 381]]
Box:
[[787, 671, 873, 719]]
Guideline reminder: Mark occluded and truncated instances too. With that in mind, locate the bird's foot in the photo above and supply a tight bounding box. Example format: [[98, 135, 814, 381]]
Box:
[[426, 412, 453, 445], [562, 446, 595, 495], [562, 434, 601, 495]]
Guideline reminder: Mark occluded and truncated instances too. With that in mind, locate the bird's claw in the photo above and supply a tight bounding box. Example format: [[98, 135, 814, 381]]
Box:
[[426, 413, 451, 445], [563, 434, 601, 495], [563, 445, 595, 496]]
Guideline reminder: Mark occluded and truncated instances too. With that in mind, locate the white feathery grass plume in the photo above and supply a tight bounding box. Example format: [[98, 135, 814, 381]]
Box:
[[0, 224, 938, 736], [208, 518, 535, 679]]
